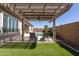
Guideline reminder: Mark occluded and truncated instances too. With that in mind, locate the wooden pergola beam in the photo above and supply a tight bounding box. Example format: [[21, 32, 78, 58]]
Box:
[[18, 12, 56, 13], [22, 13, 57, 16]]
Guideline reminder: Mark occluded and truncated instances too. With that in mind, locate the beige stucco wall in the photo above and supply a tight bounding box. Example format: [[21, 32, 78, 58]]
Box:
[[18, 20, 22, 35], [24, 24, 33, 33], [0, 12, 3, 28], [24, 25, 33, 37], [29, 25, 33, 32]]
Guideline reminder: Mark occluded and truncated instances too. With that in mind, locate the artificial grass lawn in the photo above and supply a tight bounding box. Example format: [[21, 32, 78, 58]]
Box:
[[0, 42, 79, 56]]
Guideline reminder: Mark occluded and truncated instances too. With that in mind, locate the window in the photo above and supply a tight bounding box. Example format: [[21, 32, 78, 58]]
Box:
[[9, 17, 11, 32], [3, 14, 18, 33], [3, 15, 8, 33]]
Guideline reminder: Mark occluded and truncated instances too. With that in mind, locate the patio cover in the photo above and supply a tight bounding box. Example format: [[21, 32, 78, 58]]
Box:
[[9, 3, 73, 21]]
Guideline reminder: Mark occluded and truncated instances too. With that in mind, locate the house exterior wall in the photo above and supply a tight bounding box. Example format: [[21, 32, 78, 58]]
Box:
[[24, 24, 29, 33], [29, 25, 33, 32], [3, 11, 19, 32], [0, 12, 3, 29], [24, 25, 33, 38], [18, 20, 22, 35], [0, 9, 32, 41], [0, 10, 21, 42]]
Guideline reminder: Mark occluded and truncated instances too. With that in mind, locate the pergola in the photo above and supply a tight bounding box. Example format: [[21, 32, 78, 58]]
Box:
[[0, 3, 73, 40], [9, 3, 72, 21]]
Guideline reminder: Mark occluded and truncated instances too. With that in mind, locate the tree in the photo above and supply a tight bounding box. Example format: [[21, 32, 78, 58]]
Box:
[[42, 25, 49, 41], [43, 25, 49, 33]]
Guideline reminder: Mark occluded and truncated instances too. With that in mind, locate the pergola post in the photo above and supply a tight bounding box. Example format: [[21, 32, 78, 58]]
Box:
[[22, 19, 24, 41], [53, 20, 56, 40]]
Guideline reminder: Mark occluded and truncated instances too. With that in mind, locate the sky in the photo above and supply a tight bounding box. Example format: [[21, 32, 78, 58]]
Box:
[[31, 3, 79, 28]]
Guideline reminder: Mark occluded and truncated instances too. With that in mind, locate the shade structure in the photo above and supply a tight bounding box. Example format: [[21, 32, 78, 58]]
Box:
[[8, 3, 73, 21]]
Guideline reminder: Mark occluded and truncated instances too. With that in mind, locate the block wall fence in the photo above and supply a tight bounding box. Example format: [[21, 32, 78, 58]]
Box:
[[56, 22, 79, 49]]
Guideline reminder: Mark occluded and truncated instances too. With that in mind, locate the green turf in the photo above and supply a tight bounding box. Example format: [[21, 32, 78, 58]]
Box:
[[0, 42, 79, 56]]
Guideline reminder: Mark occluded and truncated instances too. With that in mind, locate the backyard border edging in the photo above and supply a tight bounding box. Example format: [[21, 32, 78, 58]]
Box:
[[60, 41, 79, 53]]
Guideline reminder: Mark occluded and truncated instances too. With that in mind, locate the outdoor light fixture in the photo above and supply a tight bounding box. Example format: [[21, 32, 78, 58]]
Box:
[[37, 16, 40, 20]]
